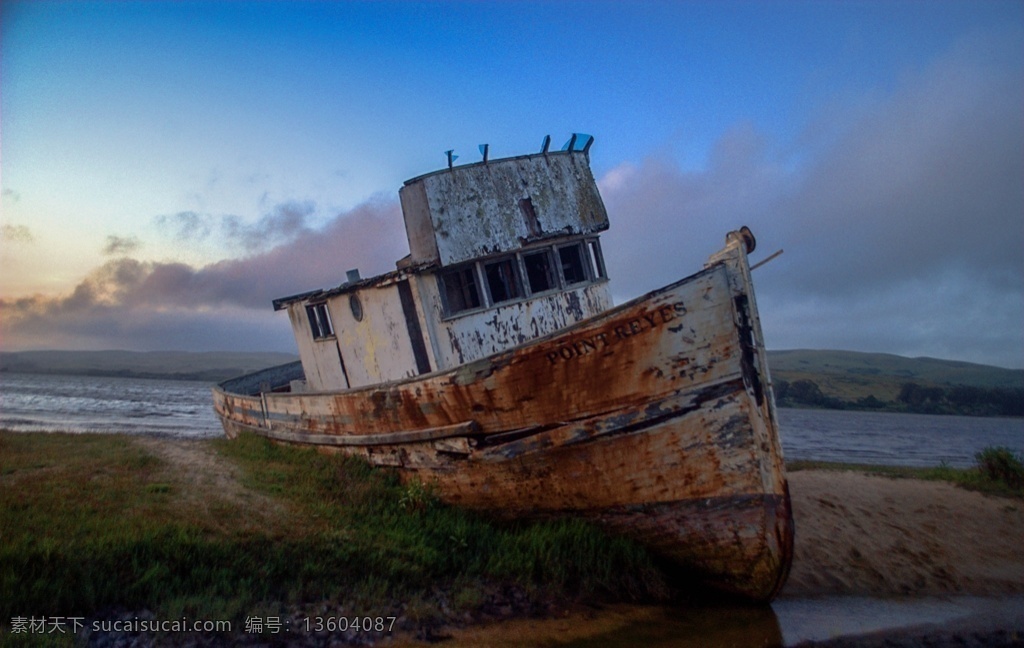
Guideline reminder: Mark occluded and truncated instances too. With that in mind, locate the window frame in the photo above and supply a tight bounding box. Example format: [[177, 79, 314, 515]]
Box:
[[438, 236, 609, 320], [306, 302, 334, 340], [586, 237, 607, 280], [439, 262, 484, 316], [483, 254, 524, 305], [521, 247, 559, 297], [556, 241, 589, 286]]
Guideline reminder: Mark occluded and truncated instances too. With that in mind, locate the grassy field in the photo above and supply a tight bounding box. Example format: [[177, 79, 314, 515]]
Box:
[[3, 431, 1020, 646], [0, 431, 666, 645]]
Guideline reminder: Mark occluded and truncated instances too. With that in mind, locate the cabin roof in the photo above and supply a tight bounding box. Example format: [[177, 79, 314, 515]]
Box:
[[271, 262, 435, 311], [402, 147, 586, 186]]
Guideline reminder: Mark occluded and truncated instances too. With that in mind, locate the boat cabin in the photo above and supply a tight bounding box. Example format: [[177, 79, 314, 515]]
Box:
[[273, 136, 614, 392]]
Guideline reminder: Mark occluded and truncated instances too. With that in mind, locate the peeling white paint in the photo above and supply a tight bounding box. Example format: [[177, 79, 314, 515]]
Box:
[[283, 149, 615, 392], [400, 151, 609, 266]]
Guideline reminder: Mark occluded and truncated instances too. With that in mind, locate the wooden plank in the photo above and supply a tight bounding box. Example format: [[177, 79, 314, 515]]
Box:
[[261, 420, 479, 447]]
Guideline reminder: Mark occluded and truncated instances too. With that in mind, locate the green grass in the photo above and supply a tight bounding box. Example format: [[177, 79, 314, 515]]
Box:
[[1, 431, 667, 643], [787, 445, 1024, 498]]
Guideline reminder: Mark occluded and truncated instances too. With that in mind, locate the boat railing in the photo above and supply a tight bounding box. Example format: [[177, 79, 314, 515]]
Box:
[[217, 361, 305, 396]]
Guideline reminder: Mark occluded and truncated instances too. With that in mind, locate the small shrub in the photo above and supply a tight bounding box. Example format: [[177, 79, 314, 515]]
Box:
[[974, 446, 1024, 490], [398, 478, 438, 513]]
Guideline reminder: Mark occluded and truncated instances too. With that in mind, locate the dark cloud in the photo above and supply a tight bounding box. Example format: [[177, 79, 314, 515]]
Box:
[[102, 235, 142, 256], [2, 188, 21, 203], [1, 198, 407, 352], [598, 33, 1023, 367]]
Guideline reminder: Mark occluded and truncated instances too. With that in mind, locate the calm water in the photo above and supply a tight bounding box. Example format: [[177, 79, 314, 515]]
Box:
[[778, 407, 1023, 468], [2, 372, 1020, 467]]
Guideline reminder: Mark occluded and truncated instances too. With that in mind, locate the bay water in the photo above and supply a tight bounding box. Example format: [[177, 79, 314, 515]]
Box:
[[2, 372, 1020, 467]]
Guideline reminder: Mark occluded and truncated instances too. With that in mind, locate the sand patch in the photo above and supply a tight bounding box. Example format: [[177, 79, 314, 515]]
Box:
[[783, 469, 1024, 597]]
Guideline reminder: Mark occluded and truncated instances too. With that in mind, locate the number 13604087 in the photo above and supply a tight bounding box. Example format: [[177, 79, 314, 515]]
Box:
[[303, 616, 397, 633]]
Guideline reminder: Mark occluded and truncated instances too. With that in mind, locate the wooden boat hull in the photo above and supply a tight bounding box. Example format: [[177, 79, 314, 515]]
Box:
[[213, 231, 793, 601]]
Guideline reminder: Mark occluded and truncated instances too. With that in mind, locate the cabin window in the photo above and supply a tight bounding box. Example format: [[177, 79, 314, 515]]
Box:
[[523, 249, 556, 294], [439, 236, 607, 319], [306, 302, 334, 339], [349, 294, 363, 321], [587, 239, 607, 279], [484, 256, 523, 304], [440, 264, 483, 315], [558, 243, 588, 286]]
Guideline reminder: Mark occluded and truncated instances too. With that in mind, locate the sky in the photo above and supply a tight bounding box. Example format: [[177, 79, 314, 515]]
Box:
[[1, 1, 1022, 369]]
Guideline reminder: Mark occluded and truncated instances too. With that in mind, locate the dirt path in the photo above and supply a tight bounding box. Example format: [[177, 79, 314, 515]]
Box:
[[130, 436, 289, 533]]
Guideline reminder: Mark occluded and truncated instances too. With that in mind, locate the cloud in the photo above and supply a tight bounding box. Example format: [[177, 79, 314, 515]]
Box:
[[2, 188, 21, 203], [1, 224, 34, 244], [102, 235, 142, 256], [0, 197, 407, 352], [156, 211, 215, 242], [775, 35, 1024, 299], [156, 200, 318, 253], [598, 31, 1023, 367], [220, 200, 315, 252], [3, 31, 1020, 367]]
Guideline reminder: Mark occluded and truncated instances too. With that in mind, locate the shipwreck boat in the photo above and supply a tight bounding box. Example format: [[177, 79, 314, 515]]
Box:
[[213, 135, 794, 601]]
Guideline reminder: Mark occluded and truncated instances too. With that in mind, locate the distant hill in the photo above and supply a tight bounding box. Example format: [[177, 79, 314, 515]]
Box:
[[2, 348, 1020, 415], [0, 350, 298, 383], [769, 349, 1023, 389], [767, 349, 1023, 416]]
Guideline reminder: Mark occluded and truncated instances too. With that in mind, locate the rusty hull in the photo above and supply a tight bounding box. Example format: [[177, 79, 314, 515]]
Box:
[[213, 231, 793, 601]]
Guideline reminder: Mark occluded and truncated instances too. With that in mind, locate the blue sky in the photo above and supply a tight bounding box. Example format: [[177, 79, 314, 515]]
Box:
[[2, 1, 1022, 368]]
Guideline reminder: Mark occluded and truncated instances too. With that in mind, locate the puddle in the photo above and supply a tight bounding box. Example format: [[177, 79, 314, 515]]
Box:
[[774, 596, 975, 644]]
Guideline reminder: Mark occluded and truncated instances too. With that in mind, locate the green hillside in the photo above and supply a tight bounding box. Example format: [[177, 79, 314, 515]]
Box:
[[0, 350, 298, 383], [769, 349, 1022, 388], [767, 349, 1023, 416]]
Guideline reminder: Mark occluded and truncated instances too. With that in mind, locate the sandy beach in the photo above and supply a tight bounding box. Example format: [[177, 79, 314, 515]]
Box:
[[784, 469, 1024, 598]]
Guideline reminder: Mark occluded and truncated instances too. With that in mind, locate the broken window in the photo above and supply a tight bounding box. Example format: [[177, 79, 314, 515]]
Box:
[[439, 235, 606, 317], [523, 249, 556, 294], [484, 256, 523, 304], [558, 243, 588, 286], [587, 239, 607, 279], [440, 264, 482, 315], [306, 302, 334, 339]]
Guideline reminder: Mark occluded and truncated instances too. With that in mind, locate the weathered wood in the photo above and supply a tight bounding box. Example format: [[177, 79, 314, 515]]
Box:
[[260, 420, 479, 447], [212, 232, 793, 601]]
